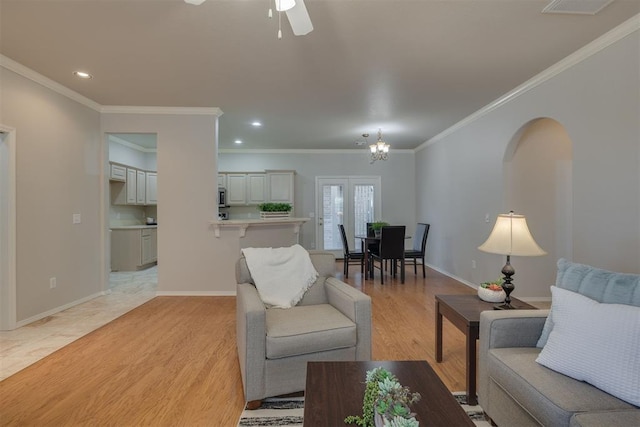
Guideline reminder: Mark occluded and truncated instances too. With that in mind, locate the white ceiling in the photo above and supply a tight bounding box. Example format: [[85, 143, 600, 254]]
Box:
[[1, 0, 638, 151]]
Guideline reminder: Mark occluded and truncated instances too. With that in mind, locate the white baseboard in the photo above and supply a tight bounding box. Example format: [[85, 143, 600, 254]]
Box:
[[426, 263, 478, 290], [16, 291, 107, 328], [155, 291, 236, 296]]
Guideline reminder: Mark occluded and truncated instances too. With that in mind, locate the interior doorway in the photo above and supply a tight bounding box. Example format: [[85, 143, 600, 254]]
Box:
[[316, 176, 381, 257], [106, 133, 158, 288], [0, 125, 17, 330]]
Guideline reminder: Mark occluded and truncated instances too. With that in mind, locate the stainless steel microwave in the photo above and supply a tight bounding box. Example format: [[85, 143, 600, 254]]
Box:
[[218, 188, 227, 207]]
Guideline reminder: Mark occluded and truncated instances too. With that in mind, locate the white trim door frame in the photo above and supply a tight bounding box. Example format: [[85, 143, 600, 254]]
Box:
[[0, 125, 17, 330]]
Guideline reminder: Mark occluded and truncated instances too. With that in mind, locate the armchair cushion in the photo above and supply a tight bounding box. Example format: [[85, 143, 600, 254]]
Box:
[[266, 304, 356, 359]]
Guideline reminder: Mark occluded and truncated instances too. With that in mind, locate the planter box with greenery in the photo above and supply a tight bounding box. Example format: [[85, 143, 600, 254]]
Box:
[[258, 203, 293, 219]]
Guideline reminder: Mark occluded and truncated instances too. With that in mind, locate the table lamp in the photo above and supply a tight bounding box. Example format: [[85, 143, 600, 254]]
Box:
[[478, 211, 546, 309]]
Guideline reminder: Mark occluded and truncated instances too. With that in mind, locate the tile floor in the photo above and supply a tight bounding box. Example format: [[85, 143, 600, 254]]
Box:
[[0, 267, 157, 381]]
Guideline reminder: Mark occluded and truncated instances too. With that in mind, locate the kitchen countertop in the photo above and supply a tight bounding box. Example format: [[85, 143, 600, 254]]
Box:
[[110, 225, 158, 230]]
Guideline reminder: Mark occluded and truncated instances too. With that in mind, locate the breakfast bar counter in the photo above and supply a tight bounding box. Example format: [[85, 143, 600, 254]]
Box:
[[209, 217, 310, 238]]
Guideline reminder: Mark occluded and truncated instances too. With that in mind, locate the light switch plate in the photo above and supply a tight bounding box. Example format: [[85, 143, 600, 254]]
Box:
[[73, 213, 81, 224]]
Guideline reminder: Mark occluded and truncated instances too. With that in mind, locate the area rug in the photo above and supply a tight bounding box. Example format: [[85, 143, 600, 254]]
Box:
[[237, 393, 490, 426]]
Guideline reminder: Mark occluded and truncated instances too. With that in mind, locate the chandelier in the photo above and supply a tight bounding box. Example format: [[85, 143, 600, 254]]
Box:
[[369, 128, 390, 163]]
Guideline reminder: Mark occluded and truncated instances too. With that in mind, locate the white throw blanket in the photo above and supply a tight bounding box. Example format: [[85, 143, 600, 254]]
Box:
[[241, 244, 319, 308]]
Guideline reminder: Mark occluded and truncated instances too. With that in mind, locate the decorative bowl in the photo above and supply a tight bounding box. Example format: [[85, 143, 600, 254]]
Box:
[[478, 286, 506, 303]]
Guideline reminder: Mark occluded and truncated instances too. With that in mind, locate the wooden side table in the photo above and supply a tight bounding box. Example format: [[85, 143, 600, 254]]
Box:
[[435, 294, 536, 406]]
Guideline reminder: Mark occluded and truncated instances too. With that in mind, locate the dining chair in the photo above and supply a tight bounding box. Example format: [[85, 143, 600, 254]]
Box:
[[404, 223, 430, 278], [365, 222, 380, 256], [338, 224, 365, 278], [370, 225, 406, 284]]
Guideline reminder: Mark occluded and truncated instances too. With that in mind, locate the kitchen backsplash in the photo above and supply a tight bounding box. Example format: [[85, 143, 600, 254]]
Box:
[[110, 205, 158, 226]]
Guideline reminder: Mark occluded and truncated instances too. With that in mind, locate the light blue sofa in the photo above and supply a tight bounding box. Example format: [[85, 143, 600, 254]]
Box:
[[478, 259, 640, 426]]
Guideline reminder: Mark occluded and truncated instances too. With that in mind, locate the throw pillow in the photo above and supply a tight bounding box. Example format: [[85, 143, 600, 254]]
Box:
[[536, 286, 640, 406], [536, 258, 640, 348]]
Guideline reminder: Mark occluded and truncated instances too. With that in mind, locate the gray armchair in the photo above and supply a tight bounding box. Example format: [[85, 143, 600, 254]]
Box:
[[236, 250, 372, 404]]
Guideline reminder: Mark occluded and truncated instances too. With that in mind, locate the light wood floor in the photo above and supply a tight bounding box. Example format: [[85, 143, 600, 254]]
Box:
[[0, 263, 477, 426]]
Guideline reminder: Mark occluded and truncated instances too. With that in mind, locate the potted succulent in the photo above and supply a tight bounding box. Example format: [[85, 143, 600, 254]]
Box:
[[370, 221, 390, 238], [345, 367, 421, 427], [257, 202, 293, 219], [478, 278, 506, 302]]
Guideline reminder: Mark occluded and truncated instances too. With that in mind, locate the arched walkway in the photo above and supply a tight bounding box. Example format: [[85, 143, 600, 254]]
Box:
[[503, 117, 573, 298]]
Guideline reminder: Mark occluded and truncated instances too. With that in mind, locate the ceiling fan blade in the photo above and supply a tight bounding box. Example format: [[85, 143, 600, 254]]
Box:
[[184, 0, 206, 5], [285, 0, 313, 36]]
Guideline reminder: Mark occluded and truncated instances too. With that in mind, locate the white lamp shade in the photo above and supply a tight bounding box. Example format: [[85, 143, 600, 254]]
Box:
[[275, 0, 296, 11], [478, 213, 546, 256]]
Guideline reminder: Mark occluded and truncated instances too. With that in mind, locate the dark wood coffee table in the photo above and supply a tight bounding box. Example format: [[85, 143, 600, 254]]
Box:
[[303, 360, 474, 426], [435, 294, 536, 405]]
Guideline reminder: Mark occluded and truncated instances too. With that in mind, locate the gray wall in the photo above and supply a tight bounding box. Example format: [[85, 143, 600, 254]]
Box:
[[2, 69, 103, 322], [218, 150, 417, 249], [416, 27, 640, 299]]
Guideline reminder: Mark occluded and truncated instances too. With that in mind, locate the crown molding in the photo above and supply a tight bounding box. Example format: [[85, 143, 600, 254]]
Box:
[[416, 13, 640, 152], [218, 148, 415, 154], [101, 105, 223, 116], [1, 55, 103, 112]]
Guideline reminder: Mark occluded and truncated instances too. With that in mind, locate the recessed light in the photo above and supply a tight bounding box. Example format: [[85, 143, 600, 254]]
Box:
[[73, 71, 92, 79], [251, 121, 262, 127], [234, 140, 243, 144]]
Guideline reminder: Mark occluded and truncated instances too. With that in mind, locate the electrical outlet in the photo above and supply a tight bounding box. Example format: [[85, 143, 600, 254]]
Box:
[[472, 260, 477, 269], [49, 277, 57, 289], [72, 213, 81, 224]]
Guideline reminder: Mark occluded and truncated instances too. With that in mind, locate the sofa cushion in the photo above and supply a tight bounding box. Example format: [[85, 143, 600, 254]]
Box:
[[536, 287, 640, 406], [537, 259, 640, 347], [488, 347, 635, 427], [265, 304, 356, 359]]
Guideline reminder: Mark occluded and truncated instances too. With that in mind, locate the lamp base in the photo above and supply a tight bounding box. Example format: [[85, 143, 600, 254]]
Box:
[[493, 302, 516, 310]]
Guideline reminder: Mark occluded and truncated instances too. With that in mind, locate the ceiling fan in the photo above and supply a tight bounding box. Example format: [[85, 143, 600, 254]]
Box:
[[184, 0, 313, 37]]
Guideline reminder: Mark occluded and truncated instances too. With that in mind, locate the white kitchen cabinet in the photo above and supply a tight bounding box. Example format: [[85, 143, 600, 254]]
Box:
[[226, 173, 267, 205], [141, 228, 157, 265], [110, 227, 157, 271], [227, 174, 247, 205], [136, 170, 146, 204], [110, 163, 126, 182], [110, 163, 158, 206], [247, 174, 266, 204], [126, 168, 137, 204], [217, 173, 226, 189], [267, 171, 295, 205], [146, 172, 158, 205]]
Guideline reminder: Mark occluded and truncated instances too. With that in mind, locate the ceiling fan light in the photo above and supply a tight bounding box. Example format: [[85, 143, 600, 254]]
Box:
[[275, 0, 296, 12]]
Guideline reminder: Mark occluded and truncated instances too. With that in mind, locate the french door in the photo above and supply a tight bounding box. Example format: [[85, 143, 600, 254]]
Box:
[[316, 176, 381, 257]]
